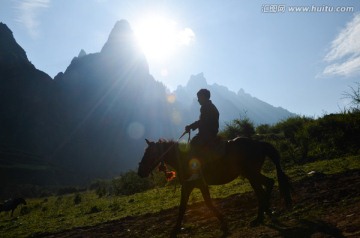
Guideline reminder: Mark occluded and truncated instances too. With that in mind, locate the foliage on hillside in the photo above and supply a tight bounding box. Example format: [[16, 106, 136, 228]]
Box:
[[89, 170, 169, 197], [221, 111, 360, 165]]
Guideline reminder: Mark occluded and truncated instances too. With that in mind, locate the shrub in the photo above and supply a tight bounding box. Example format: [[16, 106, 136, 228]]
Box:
[[305, 112, 360, 159], [221, 117, 255, 139], [112, 170, 153, 195], [256, 124, 271, 135], [88, 206, 101, 214], [89, 179, 111, 198], [73, 193, 82, 205], [343, 82, 360, 111], [272, 116, 313, 144], [89, 170, 173, 197], [57, 187, 82, 196], [220, 112, 360, 165], [20, 206, 30, 215]]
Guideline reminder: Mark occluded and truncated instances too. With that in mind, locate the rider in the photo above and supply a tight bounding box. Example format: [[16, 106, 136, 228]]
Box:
[[185, 89, 219, 181]]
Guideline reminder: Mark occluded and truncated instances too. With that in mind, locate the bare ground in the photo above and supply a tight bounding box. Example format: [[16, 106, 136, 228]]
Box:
[[42, 169, 360, 238]]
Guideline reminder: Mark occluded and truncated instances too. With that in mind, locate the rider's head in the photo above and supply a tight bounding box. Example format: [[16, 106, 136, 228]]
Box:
[[197, 89, 210, 105]]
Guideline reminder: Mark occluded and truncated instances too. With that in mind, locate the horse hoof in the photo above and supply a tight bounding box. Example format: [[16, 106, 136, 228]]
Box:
[[221, 226, 231, 236], [250, 218, 263, 227], [170, 226, 181, 237], [221, 223, 229, 233], [170, 230, 177, 238]]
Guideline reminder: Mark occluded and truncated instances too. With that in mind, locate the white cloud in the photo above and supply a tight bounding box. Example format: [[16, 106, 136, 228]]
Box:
[[178, 28, 195, 45], [15, 0, 50, 38], [323, 13, 360, 77], [323, 56, 360, 76]]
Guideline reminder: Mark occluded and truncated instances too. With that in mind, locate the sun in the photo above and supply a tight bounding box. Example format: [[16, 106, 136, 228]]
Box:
[[133, 16, 195, 61]]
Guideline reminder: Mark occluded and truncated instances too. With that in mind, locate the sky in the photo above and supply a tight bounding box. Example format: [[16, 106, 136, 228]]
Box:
[[1, 0, 360, 117]]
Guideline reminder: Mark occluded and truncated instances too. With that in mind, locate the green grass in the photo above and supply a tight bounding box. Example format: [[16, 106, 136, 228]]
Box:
[[285, 155, 360, 181], [0, 155, 359, 238]]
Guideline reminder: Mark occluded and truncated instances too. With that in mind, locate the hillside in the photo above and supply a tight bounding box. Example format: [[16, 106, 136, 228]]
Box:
[[1, 156, 358, 238], [43, 170, 360, 238]]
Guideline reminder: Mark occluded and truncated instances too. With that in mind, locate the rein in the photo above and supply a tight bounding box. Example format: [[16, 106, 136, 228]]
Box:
[[157, 131, 190, 181]]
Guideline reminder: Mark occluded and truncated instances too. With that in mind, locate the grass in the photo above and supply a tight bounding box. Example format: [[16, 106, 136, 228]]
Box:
[[0, 155, 359, 238]]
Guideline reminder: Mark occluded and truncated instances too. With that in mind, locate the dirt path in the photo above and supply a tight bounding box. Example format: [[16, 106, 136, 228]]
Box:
[[43, 170, 360, 238]]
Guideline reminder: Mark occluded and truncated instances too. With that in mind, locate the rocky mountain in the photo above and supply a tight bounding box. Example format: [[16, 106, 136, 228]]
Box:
[[0, 20, 178, 186], [52, 20, 177, 181], [174, 73, 295, 127], [0, 23, 56, 162], [0, 20, 295, 187]]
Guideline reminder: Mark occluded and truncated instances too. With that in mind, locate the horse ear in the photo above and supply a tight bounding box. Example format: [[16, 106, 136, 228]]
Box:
[[145, 139, 151, 145]]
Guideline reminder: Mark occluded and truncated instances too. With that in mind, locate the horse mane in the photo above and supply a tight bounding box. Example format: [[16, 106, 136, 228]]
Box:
[[156, 139, 179, 149], [157, 138, 177, 143]]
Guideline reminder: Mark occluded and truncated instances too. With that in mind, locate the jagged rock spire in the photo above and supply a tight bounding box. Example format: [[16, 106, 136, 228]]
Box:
[[100, 20, 149, 73], [78, 49, 86, 58], [101, 20, 137, 55], [0, 22, 30, 66]]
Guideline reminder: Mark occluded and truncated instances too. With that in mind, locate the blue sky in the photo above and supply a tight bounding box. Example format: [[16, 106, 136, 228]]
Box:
[[1, 0, 360, 117]]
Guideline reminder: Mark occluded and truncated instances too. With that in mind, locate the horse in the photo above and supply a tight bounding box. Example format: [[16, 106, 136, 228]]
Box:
[[0, 198, 27, 216], [138, 137, 292, 236]]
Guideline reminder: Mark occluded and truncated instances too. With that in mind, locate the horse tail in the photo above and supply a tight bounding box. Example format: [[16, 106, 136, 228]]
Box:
[[262, 142, 293, 208]]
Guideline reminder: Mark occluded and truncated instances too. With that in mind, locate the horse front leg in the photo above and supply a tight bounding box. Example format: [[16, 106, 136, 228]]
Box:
[[199, 183, 228, 234], [171, 184, 194, 237]]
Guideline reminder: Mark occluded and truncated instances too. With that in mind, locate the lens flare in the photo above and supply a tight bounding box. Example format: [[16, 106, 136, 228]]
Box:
[[171, 110, 182, 125], [166, 94, 176, 103], [127, 122, 145, 139], [188, 158, 201, 172]]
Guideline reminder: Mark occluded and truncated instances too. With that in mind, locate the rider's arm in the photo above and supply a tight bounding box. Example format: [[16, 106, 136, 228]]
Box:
[[185, 120, 199, 132], [189, 120, 199, 130]]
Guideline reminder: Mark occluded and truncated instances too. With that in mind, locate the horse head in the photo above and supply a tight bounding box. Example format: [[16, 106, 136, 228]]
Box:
[[138, 139, 162, 178]]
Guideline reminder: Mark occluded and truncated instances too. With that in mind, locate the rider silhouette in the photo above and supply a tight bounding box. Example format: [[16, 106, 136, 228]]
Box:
[[185, 89, 219, 181]]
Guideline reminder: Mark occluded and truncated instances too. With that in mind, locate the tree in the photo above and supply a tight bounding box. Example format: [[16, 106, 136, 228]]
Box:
[[256, 124, 271, 135], [343, 82, 360, 111], [221, 117, 255, 139]]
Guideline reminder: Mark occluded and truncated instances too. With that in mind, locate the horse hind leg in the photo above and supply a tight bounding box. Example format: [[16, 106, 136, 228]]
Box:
[[260, 174, 275, 216], [249, 177, 267, 226]]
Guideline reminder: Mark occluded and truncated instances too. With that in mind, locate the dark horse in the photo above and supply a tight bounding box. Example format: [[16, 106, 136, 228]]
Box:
[[138, 137, 292, 236], [0, 198, 27, 216]]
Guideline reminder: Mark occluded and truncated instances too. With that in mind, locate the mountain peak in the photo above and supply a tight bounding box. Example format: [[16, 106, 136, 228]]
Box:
[[0, 22, 29, 65], [0, 22, 12, 36], [78, 49, 86, 58], [114, 20, 132, 33], [186, 72, 208, 89], [101, 20, 136, 55], [99, 20, 149, 73]]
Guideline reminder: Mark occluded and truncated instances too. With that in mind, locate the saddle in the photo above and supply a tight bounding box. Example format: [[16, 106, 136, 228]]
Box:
[[196, 136, 227, 163]]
